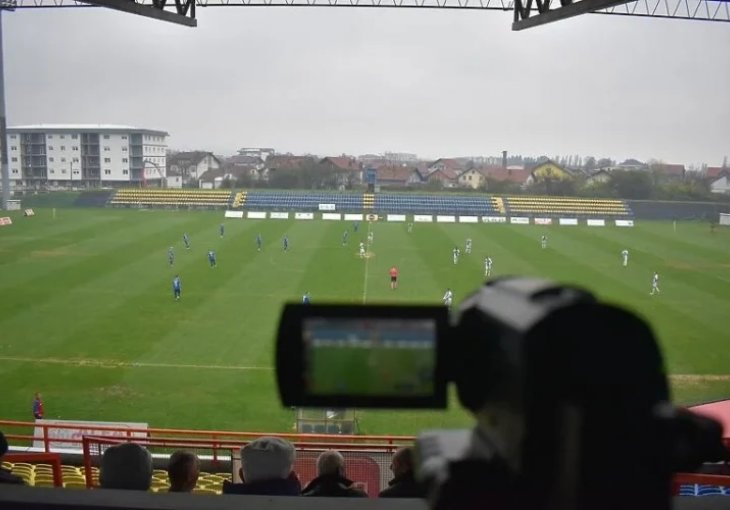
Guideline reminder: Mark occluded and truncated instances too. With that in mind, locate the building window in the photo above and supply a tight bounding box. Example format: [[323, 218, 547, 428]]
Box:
[[60, 135, 65, 139], [104, 169, 111, 175], [50, 169, 56, 174], [103, 135, 110, 139], [104, 158, 111, 163], [73, 170, 80, 175], [122, 169, 129, 175], [122, 158, 128, 163], [122, 135, 127, 140], [47, 135, 53, 139], [48, 146, 54, 150], [72, 146, 79, 151], [9, 134, 16, 139], [61, 169, 67, 174], [72, 134, 78, 139], [11, 157, 17, 162], [11, 146, 17, 150], [49, 157, 54, 162], [122, 147, 128, 152], [60, 146, 66, 150], [73, 158, 79, 163], [12, 169, 18, 174], [104, 146, 110, 151], [61, 158, 66, 163]]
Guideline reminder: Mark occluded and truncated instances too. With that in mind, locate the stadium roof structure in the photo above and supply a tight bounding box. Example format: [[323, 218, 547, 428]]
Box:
[[1, 0, 729, 29], [8, 124, 170, 136]]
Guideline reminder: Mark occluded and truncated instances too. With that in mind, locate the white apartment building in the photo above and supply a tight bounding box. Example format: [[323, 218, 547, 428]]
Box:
[[6, 124, 169, 189]]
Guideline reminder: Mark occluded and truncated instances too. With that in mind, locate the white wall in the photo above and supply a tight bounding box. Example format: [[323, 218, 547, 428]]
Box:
[[7, 133, 21, 181], [142, 134, 168, 180]]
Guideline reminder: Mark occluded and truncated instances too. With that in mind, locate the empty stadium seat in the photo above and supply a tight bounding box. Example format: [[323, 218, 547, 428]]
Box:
[[504, 196, 632, 217], [109, 188, 233, 209]]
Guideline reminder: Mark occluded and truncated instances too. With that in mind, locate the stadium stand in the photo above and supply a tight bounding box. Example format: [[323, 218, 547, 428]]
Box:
[[232, 191, 247, 208], [627, 200, 729, 220], [74, 190, 115, 207], [242, 191, 364, 212], [504, 196, 632, 217], [372, 193, 499, 216], [108, 189, 233, 208], [363, 193, 375, 210]]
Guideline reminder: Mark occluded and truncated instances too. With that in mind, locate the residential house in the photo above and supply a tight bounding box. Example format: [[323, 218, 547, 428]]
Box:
[[425, 159, 467, 187], [710, 176, 730, 194], [237, 148, 275, 161], [198, 168, 236, 189], [374, 165, 423, 187], [226, 154, 266, 181], [527, 160, 573, 184], [458, 167, 488, 189], [706, 166, 730, 180], [321, 156, 363, 186], [167, 151, 223, 188], [616, 159, 647, 171], [483, 167, 532, 187], [585, 169, 612, 186]]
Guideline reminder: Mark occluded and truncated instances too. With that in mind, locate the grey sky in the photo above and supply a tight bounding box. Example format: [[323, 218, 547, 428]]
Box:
[[4, 7, 729, 165]]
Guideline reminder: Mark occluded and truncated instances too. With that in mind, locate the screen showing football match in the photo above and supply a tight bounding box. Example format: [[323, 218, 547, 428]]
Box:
[[303, 318, 437, 397]]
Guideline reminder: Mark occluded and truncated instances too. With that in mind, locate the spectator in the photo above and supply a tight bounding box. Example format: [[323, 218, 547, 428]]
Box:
[[301, 450, 367, 498], [0, 431, 25, 485], [99, 443, 153, 491], [32, 393, 44, 420], [379, 447, 425, 498], [167, 450, 200, 493], [223, 437, 300, 496]]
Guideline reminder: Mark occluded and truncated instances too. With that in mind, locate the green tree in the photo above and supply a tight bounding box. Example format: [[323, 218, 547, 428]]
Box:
[[608, 170, 652, 199]]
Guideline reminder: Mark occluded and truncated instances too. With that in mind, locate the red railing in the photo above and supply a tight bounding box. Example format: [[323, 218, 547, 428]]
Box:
[[0, 419, 413, 453]]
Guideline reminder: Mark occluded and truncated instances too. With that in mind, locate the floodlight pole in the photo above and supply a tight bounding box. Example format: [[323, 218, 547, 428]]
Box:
[[0, 11, 10, 210]]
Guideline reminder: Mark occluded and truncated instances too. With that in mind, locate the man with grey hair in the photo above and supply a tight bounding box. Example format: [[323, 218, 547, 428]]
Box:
[[99, 443, 152, 491], [223, 436, 301, 496], [302, 449, 367, 497]]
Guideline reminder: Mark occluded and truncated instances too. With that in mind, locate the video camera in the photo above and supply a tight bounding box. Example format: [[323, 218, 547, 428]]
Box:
[[276, 277, 728, 510]]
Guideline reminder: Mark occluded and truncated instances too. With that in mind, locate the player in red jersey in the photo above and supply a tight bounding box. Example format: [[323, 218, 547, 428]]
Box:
[[389, 266, 399, 290]]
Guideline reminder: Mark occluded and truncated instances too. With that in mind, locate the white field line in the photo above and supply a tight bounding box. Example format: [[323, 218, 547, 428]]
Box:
[[0, 356, 272, 371]]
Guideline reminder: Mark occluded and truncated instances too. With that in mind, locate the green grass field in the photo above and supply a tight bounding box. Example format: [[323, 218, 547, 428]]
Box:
[[1, 207, 729, 435]]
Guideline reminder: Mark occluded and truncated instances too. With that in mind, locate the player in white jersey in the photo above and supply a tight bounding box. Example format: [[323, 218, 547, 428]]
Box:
[[485, 256, 493, 277], [368, 231, 374, 244], [541, 235, 548, 249], [407, 222, 413, 233], [443, 288, 454, 309], [621, 249, 629, 267], [650, 272, 660, 295], [359, 242, 366, 258], [452, 247, 460, 265], [465, 238, 472, 254]]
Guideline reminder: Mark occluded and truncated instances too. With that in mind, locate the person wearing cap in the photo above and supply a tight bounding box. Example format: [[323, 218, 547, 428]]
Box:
[[0, 431, 25, 485], [223, 436, 301, 496], [301, 450, 367, 498]]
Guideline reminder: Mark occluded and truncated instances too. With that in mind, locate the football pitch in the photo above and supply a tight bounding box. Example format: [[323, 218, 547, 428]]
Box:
[[1, 207, 729, 436]]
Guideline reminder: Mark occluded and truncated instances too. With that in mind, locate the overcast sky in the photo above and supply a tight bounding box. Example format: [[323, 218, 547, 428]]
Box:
[[4, 7, 729, 165]]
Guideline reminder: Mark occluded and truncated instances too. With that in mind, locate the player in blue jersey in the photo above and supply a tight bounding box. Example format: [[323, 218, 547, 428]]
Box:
[[302, 292, 311, 304], [283, 235, 289, 251], [168, 246, 175, 266], [256, 233, 263, 252], [220, 223, 225, 238], [183, 233, 190, 250], [172, 275, 181, 300], [208, 250, 217, 268], [342, 230, 349, 246]]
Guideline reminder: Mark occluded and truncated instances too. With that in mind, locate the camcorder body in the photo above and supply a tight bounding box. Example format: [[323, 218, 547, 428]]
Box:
[[276, 277, 727, 510]]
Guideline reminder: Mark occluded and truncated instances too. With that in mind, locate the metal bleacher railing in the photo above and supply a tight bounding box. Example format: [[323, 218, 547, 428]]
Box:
[[0, 419, 409, 496]]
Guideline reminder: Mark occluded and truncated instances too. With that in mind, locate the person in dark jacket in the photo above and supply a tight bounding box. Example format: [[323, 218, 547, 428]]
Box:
[[0, 431, 25, 485], [301, 450, 367, 498], [223, 437, 301, 496], [379, 447, 425, 498]]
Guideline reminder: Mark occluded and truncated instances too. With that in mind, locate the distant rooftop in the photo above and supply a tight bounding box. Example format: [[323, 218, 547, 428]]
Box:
[[9, 124, 169, 136]]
